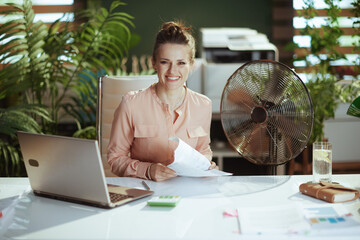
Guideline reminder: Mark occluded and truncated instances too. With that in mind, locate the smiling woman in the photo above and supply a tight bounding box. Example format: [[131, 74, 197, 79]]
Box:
[[107, 21, 217, 182], [153, 43, 190, 112], [151, 22, 195, 110]]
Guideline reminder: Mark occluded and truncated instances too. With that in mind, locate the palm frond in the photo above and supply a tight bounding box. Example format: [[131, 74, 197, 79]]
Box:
[[0, 103, 51, 177], [62, 70, 98, 128], [0, 104, 51, 137], [0, 139, 25, 177], [71, 0, 134, 73], [0, 0, 50, 104], [72, 126, 96, 140]]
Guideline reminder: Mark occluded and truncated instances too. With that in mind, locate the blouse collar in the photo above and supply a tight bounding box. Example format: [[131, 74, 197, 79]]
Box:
[[150, 83, 188, 111]]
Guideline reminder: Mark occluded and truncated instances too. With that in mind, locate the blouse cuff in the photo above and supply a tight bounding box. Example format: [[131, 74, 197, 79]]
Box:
[[138, 161, 153, 180]]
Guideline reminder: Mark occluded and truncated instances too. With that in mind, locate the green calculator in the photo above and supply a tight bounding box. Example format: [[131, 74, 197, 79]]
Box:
[[147, 195, 181, 207]]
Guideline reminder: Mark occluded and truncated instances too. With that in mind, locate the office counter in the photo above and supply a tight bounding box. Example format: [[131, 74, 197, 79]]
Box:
[[0, 175, 359, 239]]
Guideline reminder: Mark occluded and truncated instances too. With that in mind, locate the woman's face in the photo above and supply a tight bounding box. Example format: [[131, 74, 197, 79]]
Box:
[[152, 43, 193, 91]]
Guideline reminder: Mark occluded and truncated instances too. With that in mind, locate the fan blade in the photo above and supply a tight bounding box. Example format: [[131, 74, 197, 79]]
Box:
[[264, 124, 297, 164], [239, 125, 271, 165], [222, 85, 258, 112], [260, 64, 292, 106], [267, 99, 312, 144], [223, 119, 254, 154], [265, 114, 311, 164], [225, 119, 254, 141], [247, 126, 269, 163], [268, 112, 309, 138], [221, 110, 252, 124]]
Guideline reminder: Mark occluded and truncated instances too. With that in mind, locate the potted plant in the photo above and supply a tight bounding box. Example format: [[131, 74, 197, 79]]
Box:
[[0, 0, 135, 176], [287, 0, 359, 174], [291, 0, 360, 144], [0, 105, 51, 176]]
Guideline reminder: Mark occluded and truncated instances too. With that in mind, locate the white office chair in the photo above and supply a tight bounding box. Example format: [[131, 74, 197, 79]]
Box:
[[96, 75, 158, 177]]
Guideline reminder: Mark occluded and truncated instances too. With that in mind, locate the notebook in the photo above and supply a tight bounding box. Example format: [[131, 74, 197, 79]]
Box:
[[17, 131, 153, 208]]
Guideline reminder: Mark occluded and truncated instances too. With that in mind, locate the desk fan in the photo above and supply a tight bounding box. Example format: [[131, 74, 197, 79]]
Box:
[[220, 60, 314, 173]]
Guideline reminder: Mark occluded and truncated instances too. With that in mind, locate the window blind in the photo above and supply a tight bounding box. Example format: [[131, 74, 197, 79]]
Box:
[[292, 0, 359, 81], [0, 0, 83, 25], [0, 0, 85, 67]]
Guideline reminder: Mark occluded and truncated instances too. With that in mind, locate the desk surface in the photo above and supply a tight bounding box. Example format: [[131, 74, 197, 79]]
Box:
[[0, 175, 359, 240]]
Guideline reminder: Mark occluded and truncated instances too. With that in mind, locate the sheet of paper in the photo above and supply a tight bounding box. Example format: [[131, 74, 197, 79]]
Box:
[[237, 204, 310, 234], [237, 203, 360, 236], [169, 162, 232, 177], [302, 204, 360, 233], [167, 137, 232, 177]]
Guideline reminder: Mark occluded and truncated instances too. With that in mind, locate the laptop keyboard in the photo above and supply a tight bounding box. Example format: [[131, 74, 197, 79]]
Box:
[[109, 192, 131, 203]]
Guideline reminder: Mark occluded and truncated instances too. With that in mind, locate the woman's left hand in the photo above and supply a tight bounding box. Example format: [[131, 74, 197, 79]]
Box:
[[149, 163, 177, 182], [208, 161, 218, 170]]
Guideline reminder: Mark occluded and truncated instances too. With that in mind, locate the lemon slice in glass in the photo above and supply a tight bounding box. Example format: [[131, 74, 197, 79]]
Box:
[[313, 149, 331, 163]]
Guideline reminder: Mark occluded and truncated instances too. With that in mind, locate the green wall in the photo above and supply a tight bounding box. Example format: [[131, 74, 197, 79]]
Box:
[[103, 0, 272, 58]]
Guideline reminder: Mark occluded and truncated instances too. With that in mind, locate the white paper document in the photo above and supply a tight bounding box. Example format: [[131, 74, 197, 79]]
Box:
[[301, 204, 360, 235], [167, 137, 232, 177], [237, 204, 310, 235], [236, 203, 360, 236]]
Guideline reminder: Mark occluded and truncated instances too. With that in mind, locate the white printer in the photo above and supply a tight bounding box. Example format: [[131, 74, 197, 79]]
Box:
[[187, 28, 278, 113]]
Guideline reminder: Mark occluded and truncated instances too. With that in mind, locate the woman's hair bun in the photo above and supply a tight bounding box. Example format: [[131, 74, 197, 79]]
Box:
[[161, 21, 190, 39], [152, 21, 196, 62]]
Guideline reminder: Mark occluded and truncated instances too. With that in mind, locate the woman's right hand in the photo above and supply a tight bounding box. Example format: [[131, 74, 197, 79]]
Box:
[[149, 163, 177, 182]]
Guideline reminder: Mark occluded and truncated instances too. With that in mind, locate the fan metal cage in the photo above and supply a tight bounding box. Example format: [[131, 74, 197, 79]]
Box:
[[220, 60, 314, 166]]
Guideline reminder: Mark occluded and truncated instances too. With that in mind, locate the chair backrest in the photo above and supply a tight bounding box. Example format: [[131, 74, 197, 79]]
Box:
[[97, 75, 158, 176]]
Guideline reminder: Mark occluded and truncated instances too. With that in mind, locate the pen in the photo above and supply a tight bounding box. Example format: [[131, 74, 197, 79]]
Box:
[[236, 209, 241, 234], [142, 181, 151, 191]]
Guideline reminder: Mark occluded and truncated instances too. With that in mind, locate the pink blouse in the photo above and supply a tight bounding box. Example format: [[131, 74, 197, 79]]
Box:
[[107, 84, 213, 179]]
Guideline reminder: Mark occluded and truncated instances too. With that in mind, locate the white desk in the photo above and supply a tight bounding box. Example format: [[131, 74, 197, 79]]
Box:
[[0, 175, 359, 239]]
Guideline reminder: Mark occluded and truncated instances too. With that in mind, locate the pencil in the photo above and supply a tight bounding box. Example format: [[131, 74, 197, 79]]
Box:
[[142, 181, 150, 191]]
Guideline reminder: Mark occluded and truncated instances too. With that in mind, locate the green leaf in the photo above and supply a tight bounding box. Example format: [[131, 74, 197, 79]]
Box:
[[109, 0, 127, 13]]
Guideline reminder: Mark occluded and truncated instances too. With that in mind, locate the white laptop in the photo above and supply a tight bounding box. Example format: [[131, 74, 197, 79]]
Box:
[[17, 131, 153, 208]]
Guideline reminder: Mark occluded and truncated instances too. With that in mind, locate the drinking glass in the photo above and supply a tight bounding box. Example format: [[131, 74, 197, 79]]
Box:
[[312, 142, 332, 183]]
